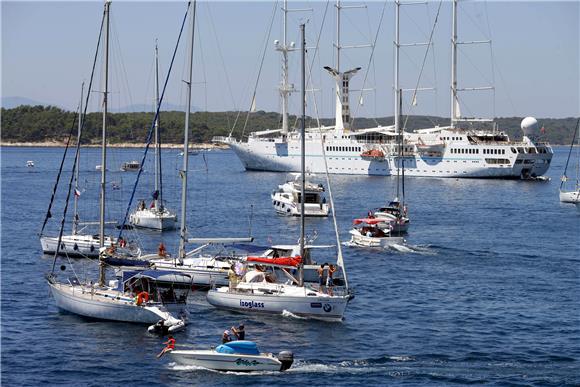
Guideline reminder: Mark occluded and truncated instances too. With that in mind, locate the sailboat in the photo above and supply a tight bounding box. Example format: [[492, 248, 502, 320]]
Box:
[[129, 41, 177, 231], [207, 24, 352, 322], [46, 1, 188, 329], [40, 83, 117, 258], [560, 119, 580, 203]]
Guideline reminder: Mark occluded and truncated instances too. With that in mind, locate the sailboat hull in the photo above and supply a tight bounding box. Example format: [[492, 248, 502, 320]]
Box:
[[559, 190, 580, 203], [40, 235, 115, 257], [130, 209, 177, 231], [206, 287, 348, 322], [48, 280, 175, 324]]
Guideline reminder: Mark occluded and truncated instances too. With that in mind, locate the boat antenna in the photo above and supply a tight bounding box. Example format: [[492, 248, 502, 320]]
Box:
[[178, 0, 197, 261], [298, 22, 306, 287], [98, 0, 111, 287]]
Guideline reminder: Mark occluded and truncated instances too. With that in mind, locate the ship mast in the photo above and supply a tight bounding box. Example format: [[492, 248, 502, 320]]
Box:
[[450, 0, 458, 128], [72, 82, 84, 236], [277, 0, 295, 138], [154, 40, 161, 211], [98, 0, 111, 286], [178, 1, 196, 261]]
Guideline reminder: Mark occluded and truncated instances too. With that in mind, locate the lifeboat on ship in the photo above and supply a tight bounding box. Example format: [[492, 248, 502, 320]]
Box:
[[361, 149, 386, 161]]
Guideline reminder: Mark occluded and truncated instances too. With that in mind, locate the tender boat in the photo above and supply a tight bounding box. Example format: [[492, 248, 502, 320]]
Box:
[[26, 160, 35, 167], [168, 340, 294, 372], [120, 160, 141, 172], [271, 174, 329, 217]]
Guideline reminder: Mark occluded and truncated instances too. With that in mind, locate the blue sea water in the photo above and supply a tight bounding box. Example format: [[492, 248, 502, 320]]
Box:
[[1, 146, 579, 386]]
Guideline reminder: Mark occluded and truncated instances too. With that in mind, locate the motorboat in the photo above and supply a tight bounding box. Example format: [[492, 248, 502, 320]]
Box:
[[120, 160, 140, 172], [271, 174, 329, 217], [26, 160, 35, 167], [168, 340, 294, 372], [349, 218, 405, 248]]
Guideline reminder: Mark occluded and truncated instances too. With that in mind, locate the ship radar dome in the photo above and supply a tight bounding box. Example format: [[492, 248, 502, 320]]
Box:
[[521, 117, 538, 135]]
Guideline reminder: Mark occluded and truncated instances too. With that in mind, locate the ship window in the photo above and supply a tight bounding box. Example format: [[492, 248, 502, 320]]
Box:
[[511, 147, 516, 153], [502, 149, 505, 154]]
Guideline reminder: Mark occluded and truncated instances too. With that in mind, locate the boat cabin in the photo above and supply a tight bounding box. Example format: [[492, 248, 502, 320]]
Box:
[[118, 270, 191, 304]]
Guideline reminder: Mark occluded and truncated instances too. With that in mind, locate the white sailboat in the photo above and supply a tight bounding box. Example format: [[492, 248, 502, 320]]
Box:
[[560, 119, 580, 203], [40, 82, 117, 258], [46, 1, 187, 330], [207, 24, 352, 322], [129, 41, 177, 231]]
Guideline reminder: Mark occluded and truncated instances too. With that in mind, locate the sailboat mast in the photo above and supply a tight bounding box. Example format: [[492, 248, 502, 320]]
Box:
[[154, 40, 161, 210], [73, 81, 84, 236], [299, 22, 306, 287], [395, 1, 401, 200], [280, 0, 290, 136], [335, 0, 341, 72], [450, 0, 458, 128], [178, 0, 196, 261], [98, 0, 110, 286]]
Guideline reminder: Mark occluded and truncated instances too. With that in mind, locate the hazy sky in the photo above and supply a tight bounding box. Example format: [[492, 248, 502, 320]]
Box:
[[1, 1, 578, 120]]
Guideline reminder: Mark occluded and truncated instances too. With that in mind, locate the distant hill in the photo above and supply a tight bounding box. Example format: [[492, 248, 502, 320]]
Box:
[[1, 96, 52, 109], [0, 105, 577, 145]]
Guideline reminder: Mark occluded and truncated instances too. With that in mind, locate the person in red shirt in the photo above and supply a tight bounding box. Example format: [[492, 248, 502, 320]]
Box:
[[157, 335, 176, 358]]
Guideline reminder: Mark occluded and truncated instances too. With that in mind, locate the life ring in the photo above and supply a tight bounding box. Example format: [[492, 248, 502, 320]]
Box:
[[136, 291, 150, 305]]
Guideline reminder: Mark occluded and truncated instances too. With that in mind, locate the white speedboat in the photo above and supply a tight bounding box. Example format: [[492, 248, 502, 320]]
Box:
[[120, 160, 140, 172], [27, 160, 35, 167], [349, 218, 405, 248], [168, 340, 294, 372], [271, 174, 329, 217]]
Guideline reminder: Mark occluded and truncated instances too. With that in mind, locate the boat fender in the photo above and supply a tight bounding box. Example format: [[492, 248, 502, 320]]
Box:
[[136, 291, 150, 305], [277, 351, 294, 371]]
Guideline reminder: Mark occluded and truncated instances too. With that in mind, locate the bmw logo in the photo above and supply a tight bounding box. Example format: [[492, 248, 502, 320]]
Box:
[[323, 303, 332, 313]]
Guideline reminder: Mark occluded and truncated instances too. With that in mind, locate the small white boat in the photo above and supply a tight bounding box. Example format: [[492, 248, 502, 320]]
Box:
[[120, 160, 141, 172], [271, 174, 329, 217], [26, 160, 35, 167], [349, 219, 405, 248], [168, 340, 294, 372]]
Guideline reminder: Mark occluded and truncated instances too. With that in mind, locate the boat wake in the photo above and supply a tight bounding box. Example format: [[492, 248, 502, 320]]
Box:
[[281, 310, 308, 320]]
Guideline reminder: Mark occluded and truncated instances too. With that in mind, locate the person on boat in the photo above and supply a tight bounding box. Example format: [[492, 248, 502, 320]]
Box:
[[231, 324, 245, 340], [138, 200, 146, 211], [222, 329, 233, 344], [368, 210, 374, 218], [158, 242, 167, 257], [156, 335, 176, 358], [118, 237, 127, 248], [106, 243, 116, 255], [327, 264, 337, 296], [317, 264, 326, 292], [228, 264, 239, 289]]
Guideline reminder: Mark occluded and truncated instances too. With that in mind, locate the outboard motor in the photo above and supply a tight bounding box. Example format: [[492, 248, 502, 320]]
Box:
[[277, 351, 294, 371]]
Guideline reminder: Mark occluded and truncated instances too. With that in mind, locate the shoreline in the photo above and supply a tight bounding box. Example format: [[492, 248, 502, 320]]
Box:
[[0, 141, 229, 149]]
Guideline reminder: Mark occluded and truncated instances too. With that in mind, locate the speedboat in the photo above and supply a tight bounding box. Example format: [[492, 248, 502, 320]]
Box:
[[120, 160, 141, 172], [271, 174, 329, 217], [26, 160, 35, 167], [168, 340, 294, 372]]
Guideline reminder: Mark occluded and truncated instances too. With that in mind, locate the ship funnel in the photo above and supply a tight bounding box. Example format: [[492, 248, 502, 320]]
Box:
[[324, 66, 361, 132]]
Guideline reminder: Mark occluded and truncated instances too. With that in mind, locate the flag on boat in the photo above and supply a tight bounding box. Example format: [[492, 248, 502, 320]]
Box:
[[74, 189, 81, 198]]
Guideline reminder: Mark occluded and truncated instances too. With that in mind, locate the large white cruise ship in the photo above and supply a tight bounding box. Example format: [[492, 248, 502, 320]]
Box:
[[219, 0, 553, 179]]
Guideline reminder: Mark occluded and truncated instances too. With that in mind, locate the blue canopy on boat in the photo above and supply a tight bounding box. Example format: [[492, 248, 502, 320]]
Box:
[[121, 270, 192, 283], [216, 341, 260, 355]]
